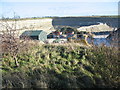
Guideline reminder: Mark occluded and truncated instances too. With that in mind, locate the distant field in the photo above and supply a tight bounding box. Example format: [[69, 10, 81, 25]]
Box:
[[52, 17, 119, 28], [0, 15, 119, 21]]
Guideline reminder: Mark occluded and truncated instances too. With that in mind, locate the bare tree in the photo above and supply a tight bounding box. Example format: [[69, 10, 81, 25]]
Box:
[[0, 15, 31, 67]]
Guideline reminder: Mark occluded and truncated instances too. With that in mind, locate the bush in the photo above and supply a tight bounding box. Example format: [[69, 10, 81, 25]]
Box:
[[2, 44, 120, 88]]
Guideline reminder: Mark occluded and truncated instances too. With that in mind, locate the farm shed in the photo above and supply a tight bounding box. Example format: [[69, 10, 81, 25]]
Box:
[[20, 30, 47, 41]]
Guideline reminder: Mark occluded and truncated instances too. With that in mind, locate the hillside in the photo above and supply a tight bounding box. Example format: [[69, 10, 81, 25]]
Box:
[[1, 16, 120, 88], [0, 17, 119, 37], [0, 18, 55, 37]]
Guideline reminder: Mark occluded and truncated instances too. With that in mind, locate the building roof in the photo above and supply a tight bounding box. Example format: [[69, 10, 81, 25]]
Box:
[[21, 30, 45, 36]]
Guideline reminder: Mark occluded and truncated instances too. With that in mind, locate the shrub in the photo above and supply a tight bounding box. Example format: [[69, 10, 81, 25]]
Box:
[[2, 44, 120, 88]]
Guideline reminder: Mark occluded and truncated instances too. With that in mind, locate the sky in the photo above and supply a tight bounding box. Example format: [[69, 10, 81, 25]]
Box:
[[0, 0, 119, 18]]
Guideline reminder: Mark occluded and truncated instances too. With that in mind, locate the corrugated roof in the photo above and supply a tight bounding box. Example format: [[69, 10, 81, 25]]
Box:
[[22, 30, 43, 36]]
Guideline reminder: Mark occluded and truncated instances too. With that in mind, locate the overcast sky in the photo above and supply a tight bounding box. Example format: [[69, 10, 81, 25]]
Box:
[[0, 0, 119, 18]]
